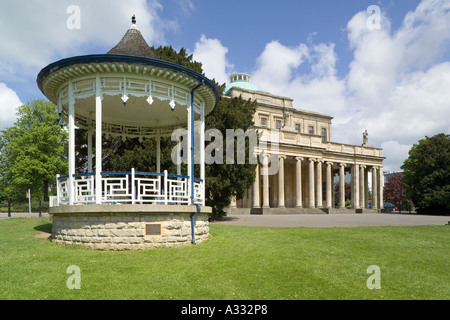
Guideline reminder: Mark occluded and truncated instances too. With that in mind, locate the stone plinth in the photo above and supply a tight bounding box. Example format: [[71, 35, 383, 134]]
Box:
[[49, 205, 211, 250]]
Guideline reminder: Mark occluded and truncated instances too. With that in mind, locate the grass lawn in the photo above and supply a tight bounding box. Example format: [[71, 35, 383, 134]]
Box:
[[0, 217, 448, 300]]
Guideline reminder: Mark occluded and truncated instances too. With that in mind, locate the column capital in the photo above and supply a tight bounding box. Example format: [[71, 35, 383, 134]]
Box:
[[339, 163, 347, 167], [295, 156, 304, 161], [278, 155, 287, 160], [326, 161, 334, 166]]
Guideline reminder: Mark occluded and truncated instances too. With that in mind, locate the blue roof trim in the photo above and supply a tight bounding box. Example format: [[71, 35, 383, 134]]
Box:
[[37, 54, 220, 107]]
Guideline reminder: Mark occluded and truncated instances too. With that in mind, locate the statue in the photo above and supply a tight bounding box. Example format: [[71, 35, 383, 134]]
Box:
[[362, 130, 372, 147]]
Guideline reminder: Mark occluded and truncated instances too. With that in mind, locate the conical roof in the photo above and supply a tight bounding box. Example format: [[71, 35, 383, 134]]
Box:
[[107, 15, 159, 59]]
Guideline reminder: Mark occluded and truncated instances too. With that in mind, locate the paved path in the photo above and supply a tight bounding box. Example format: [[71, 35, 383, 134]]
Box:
[[212, 213, 450, 228], [2, 211, 449, 228], [0, 212, 50, 219]]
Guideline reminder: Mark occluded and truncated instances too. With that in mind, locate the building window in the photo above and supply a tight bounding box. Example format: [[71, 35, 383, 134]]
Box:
[[309, 126, 314, 135], [321, 128, 327, 142], [295, 124, 301, 132], [261, 117, 267, 127], [276, 119, 282, 130]]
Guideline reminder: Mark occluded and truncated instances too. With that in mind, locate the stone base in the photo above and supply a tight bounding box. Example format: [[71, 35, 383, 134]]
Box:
[[49, 205, 211, 251]]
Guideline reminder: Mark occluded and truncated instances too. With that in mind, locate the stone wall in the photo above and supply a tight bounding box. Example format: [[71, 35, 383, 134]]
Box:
[[51, 212, 210, 251]]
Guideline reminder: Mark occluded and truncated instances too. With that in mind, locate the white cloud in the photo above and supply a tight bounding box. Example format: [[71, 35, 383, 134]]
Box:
[[380, 141, 412, 172], [0, 0, 166, 71], [342, 0, 450, 150], [0, 83, 22, 130], [247, 0, 450, 172], [252, 41, 347, 116], [192, 35, 233, 84]]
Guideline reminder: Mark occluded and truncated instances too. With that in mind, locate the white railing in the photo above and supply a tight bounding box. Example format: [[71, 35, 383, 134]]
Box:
[[53, 169, 203, 207]]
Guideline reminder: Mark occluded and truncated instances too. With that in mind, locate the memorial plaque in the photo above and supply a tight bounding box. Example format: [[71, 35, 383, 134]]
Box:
[[146, 224, 161, 236]]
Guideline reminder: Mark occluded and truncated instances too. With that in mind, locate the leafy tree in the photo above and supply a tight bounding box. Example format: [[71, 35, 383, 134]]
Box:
[[401, 133, 450, 214], [152, 46, 203, 74], [383, 172, 410, 209], [204, 96, 258, 218], [0, 100, 67, 202], [334, 181, 351, 207]]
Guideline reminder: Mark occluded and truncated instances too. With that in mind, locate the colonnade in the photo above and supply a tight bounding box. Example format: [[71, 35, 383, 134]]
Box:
[[232, 155, 384, 210]]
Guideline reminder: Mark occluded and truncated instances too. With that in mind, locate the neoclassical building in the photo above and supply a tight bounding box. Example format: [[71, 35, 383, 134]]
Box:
[[225, 73, 385, 214]]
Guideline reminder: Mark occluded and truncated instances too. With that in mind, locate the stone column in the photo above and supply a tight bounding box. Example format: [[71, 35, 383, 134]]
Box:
[[339, 163, 346, 209], [365, 168, 369, 209], [262, 154, 270, 208], [230, 196, 237, 208], [360, 165, 365, 209], [352, 164, 360, 209], [308, 159, 315, 208], [278, 155, 286, 208], [253, 163, 260, 208], [326, 162, 333, 208], [372, 167, 378, 209], [295, 157, 303, 208], [378, 167, 384, 209], [316, 160, 323, 208]]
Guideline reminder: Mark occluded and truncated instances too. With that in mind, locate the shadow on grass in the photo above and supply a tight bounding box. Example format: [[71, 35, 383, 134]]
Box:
[[34, 223, 52, 234]]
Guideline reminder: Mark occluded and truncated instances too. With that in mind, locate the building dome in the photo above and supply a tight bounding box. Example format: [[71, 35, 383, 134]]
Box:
[[224, 73, 260, 94]]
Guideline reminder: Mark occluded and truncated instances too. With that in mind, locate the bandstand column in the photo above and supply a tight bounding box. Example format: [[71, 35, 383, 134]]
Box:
[[339, 163, 346, 209], [295, 157, 303, 208], [278, 155, 286, 208], [187, 94, 192, 202], [326, 162, 333, 208], [95, 76, 103, 205], [156, 129, 161, 173], [87, 124, 93, 173], [68, 80, 75, 206], [308, 159, 315, 208], [200, 103, 206, 206]]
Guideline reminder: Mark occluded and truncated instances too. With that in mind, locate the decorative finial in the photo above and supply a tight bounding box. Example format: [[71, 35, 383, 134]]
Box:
[[132, 15, 136, 25]]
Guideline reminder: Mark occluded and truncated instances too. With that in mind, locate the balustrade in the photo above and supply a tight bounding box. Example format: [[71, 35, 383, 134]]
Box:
[[52, 169, 203, 207]]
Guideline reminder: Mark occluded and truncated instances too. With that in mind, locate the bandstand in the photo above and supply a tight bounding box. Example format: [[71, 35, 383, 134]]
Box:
[[37, 16, 220, 250]]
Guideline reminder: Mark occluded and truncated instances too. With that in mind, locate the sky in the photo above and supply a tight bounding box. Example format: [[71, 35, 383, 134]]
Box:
[[0, 0, 449, 172]]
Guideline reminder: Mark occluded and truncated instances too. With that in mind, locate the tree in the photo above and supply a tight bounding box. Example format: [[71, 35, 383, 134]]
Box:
[[204, 96, 258, 218], [383, 172, 410, 209], [401, 133, 450, 214], [334, 181, 351, 207], [0, 100, 67, 202]]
